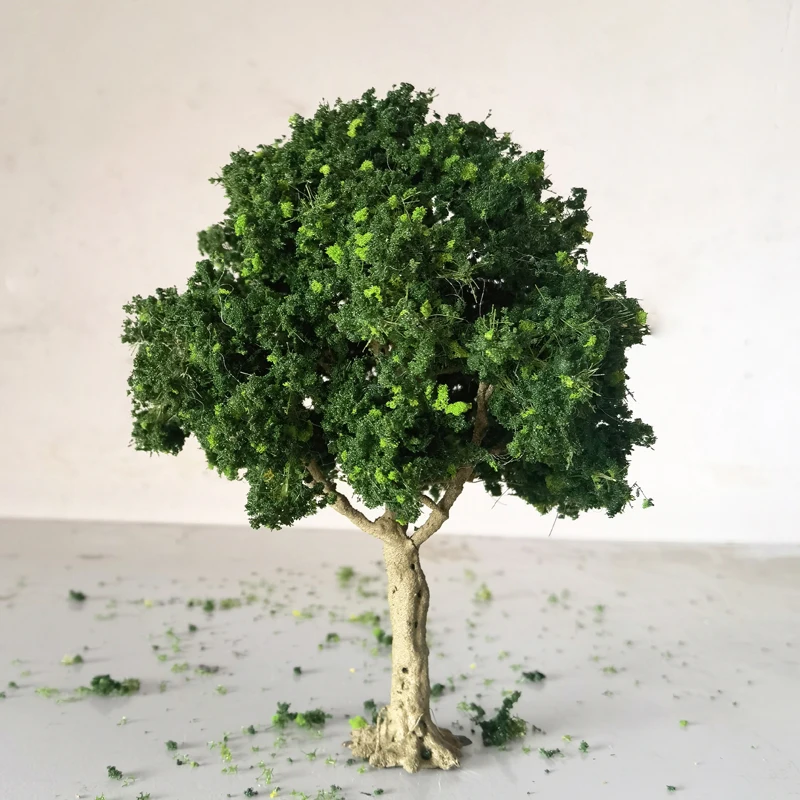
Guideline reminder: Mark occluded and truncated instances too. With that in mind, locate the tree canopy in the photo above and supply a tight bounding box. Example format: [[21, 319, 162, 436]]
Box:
[[122, 83, 654, 537]]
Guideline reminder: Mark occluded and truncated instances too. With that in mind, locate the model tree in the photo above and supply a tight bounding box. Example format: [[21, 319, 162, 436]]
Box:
[[122, 84, 654, 773]]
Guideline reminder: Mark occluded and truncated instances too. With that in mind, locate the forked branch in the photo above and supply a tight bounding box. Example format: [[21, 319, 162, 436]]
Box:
[[306, 460, 403, 545], [411, 382, 494, 547]]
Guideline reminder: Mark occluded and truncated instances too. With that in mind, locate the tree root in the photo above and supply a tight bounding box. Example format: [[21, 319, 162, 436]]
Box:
[[347, 708, 463, 773]]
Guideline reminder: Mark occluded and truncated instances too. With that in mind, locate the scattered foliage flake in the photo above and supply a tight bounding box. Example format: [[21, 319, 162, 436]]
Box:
[[522, 670, 546, 683], [474, 584, 493, 603], [463, 691, 527, 746], [539, 747, 562, 758]]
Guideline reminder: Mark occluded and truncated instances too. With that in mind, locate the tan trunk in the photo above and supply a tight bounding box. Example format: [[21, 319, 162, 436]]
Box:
[[348, 535, 462, 772]]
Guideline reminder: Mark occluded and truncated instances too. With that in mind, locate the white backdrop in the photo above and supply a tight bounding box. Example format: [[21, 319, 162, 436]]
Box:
[[1, 0, 798, 542]]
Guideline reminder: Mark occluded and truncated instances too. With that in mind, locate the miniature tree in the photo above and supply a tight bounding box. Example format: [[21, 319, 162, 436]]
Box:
[[122, 84, 654, 773]]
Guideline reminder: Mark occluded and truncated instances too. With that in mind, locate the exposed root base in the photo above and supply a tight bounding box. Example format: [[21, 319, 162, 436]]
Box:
[[348, 709, 462, 773]]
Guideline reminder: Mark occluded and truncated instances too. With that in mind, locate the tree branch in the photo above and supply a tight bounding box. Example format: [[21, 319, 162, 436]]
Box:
[[306, 460, 402, 545], [411, 382, 494, 547], [471, 381, 494, 446], [419, 494, 440, 513]]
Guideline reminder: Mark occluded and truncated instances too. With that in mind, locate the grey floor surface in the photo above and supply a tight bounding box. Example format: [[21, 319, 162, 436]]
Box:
[[1, 519, 799, 799]]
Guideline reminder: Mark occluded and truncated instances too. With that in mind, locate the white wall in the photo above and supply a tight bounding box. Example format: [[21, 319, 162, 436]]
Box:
[[1, 0, 798, 542]]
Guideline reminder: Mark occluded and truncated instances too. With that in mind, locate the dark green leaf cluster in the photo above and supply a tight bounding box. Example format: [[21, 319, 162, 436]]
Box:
[[79, 674, 141, 696], [123, 84, 654, 529], [522, 670, 546, 682], [372, 626, 393, 647], [466, 690, 528, 746], [363, 698, 379, 724], [271, 701, 331, 728]]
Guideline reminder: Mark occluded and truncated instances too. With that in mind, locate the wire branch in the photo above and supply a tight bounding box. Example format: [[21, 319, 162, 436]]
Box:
[[306, 460, 402, 545], [411, 382, 494, 547]]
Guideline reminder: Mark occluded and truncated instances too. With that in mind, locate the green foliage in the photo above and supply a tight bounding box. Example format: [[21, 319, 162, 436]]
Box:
[[297, 709, 331, 727], [372, 626, 393, 647], [349, 715, 369, 729], [444, 401, 471, 416], [474, 583, 493, 603], [272, 702, 295, 727], [463, 690, 527, 746], [349, 611, 381, 626], [166, 740, 179, 751], [315, 788, 344, 800], [538, 747, 562, 758], [272, 702, 331, 729], [107, 766, 123, 781], [522, 670, 546, 683], [363, 698, 379, 724], [78, 675, 141, 697], [69, 590, 87, 602], [337, 566, 355, 586], [123, 84, 654, 530]]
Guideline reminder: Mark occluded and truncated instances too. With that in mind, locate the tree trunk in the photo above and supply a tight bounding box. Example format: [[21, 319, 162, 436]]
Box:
[[348, 535, 463, 772]]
